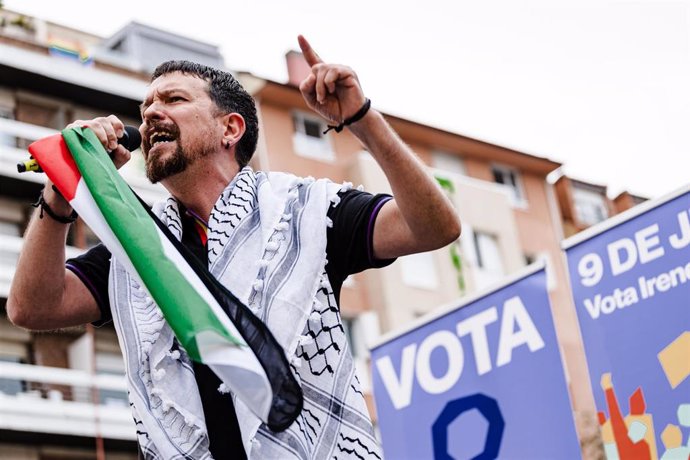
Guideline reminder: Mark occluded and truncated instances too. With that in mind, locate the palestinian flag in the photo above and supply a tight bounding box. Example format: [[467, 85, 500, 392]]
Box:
[[29, 127, 302, 431]]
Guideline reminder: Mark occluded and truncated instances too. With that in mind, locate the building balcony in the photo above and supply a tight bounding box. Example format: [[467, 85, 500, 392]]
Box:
[[0, 360, 134, 442], [0, 234, 84, 299]]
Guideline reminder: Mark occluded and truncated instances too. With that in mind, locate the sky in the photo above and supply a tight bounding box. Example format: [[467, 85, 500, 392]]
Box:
[[5, 0, 690, 199]]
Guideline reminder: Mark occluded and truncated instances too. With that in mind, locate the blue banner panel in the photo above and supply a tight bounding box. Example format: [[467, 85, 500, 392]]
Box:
[[564, 189, 690, 460], [371, 268, 580, 459]]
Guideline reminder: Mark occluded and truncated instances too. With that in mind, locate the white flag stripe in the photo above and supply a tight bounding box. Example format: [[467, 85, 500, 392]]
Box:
[[202, 336, 273, 420], [72, 180, 273, 419]]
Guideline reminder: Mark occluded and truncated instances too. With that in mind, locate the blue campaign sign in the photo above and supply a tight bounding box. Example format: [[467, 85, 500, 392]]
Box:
[[564, 186, 690, 460], [371, 265, 580, 459]]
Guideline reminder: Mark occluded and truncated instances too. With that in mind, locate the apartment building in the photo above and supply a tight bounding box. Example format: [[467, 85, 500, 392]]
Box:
[[1, 10, 600, 458], [0, 11, 221, 459], [554, 173, 648, 238]]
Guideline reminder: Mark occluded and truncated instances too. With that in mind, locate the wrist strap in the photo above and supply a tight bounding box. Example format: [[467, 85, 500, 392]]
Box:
[[32, 189, 78, 224], [323, 98, 371, 134]]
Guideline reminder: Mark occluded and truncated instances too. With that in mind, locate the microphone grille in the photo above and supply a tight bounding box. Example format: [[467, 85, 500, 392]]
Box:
[[120, 126, 142, 151]]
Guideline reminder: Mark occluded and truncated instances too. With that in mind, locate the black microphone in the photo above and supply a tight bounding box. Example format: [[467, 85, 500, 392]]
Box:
[[118, 125, 142, 152], [17, 125, 142, 173]]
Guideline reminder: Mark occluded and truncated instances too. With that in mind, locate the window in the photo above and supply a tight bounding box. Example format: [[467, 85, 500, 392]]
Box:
[[15, 95, 67, 150], [491, 165, 526, 206], [0, 106, 16, 147], [473, 231, 504, 274], [0, 319, 30, 397], [292, 111, 334, 161], [400, 252, 439, 289], [342, 312, 379, 393], [95, 351, 128, 407], [68, 331, 127, 407], [342, 312, 380, 359], [0, 220, 21, 269], [432, 151, 466, 175], [471, 230, 505, 289], [0, 355, 25, 396], [0, 199, 25, 269], [573, 187, 609, 226], [342, 317, 357, 358], [524, 252, 556, 290]]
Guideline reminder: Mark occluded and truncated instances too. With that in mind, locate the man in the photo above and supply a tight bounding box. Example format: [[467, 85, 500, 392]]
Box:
[[8, 36, 460, 458]]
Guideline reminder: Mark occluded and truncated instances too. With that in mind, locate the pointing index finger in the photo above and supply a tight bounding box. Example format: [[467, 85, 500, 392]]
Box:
[[298, 35, 323, 67]]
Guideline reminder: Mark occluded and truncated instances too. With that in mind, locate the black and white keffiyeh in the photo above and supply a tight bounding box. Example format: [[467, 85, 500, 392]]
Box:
[[109, 168, 382, 459]]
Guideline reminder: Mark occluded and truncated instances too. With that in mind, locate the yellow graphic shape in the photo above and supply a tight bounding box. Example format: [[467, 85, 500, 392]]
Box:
[[658, 331, 690, 389], [600, 420, 614, 444], [660, 424, 682, 450]]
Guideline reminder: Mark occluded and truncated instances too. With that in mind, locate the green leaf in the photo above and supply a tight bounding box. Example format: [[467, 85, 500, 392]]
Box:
[[435, 175, 455, 194]]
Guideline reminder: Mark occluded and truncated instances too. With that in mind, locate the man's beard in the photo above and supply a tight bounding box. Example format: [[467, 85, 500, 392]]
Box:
[[145, 143, 189, 183], [143, 125, 215, 183]]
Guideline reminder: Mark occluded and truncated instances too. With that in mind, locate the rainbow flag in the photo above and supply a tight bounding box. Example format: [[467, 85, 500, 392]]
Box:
[[29, 127, 302, 431]]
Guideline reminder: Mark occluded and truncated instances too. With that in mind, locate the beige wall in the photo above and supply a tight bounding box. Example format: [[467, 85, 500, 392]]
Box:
[[348, 153, 525, 333], [518, 177, 596, 420], [255, 101, 365, 183]]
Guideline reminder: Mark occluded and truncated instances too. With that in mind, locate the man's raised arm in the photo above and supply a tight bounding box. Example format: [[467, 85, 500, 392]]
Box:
[[297, 35, 461, 260]]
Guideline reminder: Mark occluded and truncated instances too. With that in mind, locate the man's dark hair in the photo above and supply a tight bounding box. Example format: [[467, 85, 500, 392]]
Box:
[[151, 60, 259, 168]]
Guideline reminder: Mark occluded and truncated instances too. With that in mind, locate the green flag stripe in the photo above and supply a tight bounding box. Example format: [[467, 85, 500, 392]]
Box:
[[62, 127, 243, 360], [70, 178, 265, 383]]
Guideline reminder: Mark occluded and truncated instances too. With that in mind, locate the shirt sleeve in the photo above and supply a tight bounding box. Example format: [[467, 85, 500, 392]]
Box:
[[325, 190, 396, 288], [65, 243, 112, 326]]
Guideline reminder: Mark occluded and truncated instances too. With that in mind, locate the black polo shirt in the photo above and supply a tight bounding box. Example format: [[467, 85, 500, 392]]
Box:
[[66, 189, 394, 459]]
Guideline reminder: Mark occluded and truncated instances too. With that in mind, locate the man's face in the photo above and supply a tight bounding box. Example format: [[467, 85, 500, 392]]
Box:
[[139, 72, 223, 183]]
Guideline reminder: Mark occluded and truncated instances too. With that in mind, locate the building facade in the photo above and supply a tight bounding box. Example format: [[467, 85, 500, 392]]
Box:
[[0, 11, 194, 460], [241, 58, 600, 449], [554, 173, 648, 238], [1, 9, 605, 458]]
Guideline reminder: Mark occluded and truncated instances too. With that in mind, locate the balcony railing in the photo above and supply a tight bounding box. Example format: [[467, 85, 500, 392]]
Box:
[[0, 117, 167, 203], [0, 117, 55, 186], [0, 234, 84, 299], [0, 361, 134, 440]]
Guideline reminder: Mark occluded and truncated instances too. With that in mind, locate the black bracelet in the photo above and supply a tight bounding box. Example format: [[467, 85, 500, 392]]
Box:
[[323, 98, 372, 134], [32, 189, 78, 224]]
